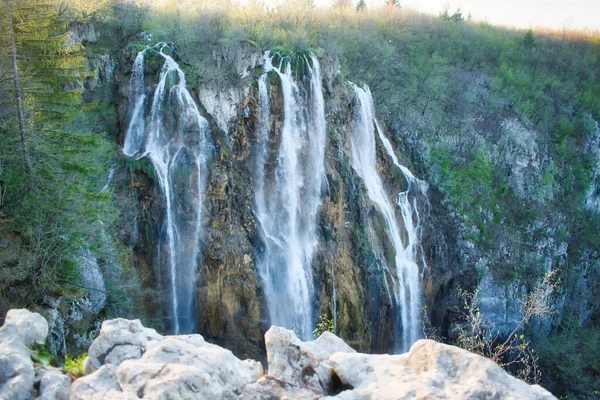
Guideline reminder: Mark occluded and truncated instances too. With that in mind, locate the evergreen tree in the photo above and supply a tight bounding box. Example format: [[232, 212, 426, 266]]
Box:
[[356, 0, 366, 12], [0, 0, 113, 307], [4, 0, 31, 178], [452, 8, 464, 23], [439, 6, 451, 21], [523, 29, 536, 48]]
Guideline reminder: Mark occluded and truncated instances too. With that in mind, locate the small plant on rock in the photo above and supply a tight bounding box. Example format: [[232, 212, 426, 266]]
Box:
[[454, 270, 560, 384], [313, 314, 335, 338], [64, 353, 87, 379]]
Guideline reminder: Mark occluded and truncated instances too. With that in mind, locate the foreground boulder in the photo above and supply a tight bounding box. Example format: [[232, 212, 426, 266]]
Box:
[[84, 318, 163, 374], [71, 334, 263, 399], [327, 339, 555, 399], [0, 309, 556, 399], [0, 309, 70, 400]]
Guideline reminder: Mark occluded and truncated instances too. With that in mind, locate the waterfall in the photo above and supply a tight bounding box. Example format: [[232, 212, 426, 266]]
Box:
[[123, 43, 211, 334], [123, 50, 146, 157], [254, 52, 327, 339], [350, 83, 425, 352]]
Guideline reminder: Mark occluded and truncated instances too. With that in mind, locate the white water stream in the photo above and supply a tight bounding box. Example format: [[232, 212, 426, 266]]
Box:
[[350, 84, 426, 352], [124, 44, 211, 334], [254, 52, 327, 339]]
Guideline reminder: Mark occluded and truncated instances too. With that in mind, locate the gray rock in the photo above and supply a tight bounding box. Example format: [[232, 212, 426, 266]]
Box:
[[46, 308, 66, 357], [326, 339, 556, 399], [0, 310, 49, 400], [198, 82, 248, 134], [85, 318, 163, 374], [211, 42, 263, 78], [36, 365, 71, 400], [0, 339, 35, 400], [117, 335, 263, 399], [74, 334, 263, 399], [242, 376, 321, 400], [0, 237, 7, 248], [70, 364, 136, 400], [77, 248, 107, 313], [1, 309, 48, 347], [265, 326, 356, 396], [65, 22, 97, 45]]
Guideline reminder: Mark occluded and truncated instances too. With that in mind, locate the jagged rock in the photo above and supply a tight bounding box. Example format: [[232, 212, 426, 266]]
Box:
[[211, 42, 263, 78], [75, 333, 263, 399], [84, 318, 163, 374], [327, 339, 556, 399], [241, 376, 321, 399], [65, 22, 97, 45], [198, 82, 248, 134], [1, 310, 557, 399], [0, 310, 50, 400], [1, 308, 48, 347], [265, 326, 356, 396], [36, 365, 71, 400], [77, 248, 107, 313], [70, 364, 135, 400]]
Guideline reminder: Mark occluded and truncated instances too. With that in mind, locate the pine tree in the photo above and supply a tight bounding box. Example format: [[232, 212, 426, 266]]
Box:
[[523, 29, 536, 49], [0, 0, 111, 299], [4, 0, 31, 178]]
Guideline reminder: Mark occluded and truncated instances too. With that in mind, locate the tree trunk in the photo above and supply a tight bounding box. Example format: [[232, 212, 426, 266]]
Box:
[[5, 0, 32, 178]]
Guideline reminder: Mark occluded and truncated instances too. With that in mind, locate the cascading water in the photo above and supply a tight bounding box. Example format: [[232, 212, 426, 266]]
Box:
[[123, 43, 211, 334], [350, 83, 426, 352], [254, 52, 327, 339]]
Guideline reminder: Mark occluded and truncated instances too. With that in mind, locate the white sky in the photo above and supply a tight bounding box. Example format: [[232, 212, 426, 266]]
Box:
[[312, 0, 600, 30]]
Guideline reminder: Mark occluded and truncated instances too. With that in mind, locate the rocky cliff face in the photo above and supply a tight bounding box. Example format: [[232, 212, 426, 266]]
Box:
[[108, 39, 434, 358], [81, 27, 599, 371], [0, 309, 556, 399]]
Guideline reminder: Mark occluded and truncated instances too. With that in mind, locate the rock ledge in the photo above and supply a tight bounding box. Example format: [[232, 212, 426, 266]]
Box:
[[0, 309, 556, 399]]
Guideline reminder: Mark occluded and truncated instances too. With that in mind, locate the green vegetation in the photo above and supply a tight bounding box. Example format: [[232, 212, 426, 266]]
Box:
[[64, 352, 87, 377], [1, 0, 599, 396], [313, 313, 335, 338], [31, 343, 55, 366], [538, 315, 600, 399], [0, 0, 145, 348]]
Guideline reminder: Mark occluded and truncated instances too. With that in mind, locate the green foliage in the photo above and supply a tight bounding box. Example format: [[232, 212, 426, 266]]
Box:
[[537, 315, 600, 399], [313, 314, 335, 338], [31, 343, 55, 367], [0, 0, 129, 326], [64, 352, 87, 377], [431, 146, 495, 221], [356, 0, 366, 12], [522, 29, 536, 49]]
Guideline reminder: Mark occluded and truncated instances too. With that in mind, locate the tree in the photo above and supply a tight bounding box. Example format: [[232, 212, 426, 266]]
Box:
[[451, 8, 464, 23], [439, 6, 451, 21], [523, 29, 536, 49], [0, 0, 113, 313], [384, 0, 400, 8], [4, 0, 31, 179], [356, 0, 366, 12], [439, 6, 464, 23]]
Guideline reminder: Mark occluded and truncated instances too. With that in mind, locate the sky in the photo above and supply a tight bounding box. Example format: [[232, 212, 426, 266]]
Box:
[[312, 0, 600, 31]]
